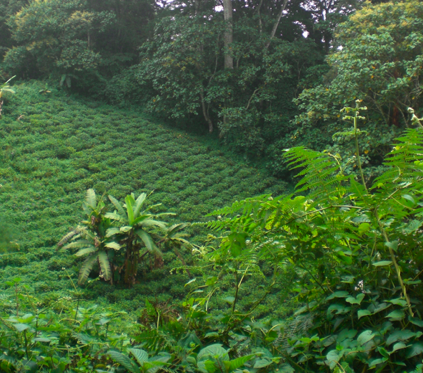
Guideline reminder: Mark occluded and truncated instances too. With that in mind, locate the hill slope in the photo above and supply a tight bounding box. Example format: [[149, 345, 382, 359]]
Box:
[[0, 81, 288, 310]]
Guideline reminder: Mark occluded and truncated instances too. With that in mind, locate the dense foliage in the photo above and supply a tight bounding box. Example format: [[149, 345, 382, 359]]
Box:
[[0, 80, 286, 310], [3, 97, 423, 372], [294, 0, 423, 179], [2, 0, 423, 371]]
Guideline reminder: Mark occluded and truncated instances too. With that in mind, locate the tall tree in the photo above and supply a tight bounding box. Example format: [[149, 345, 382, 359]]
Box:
[[223, 0, 234, 69]]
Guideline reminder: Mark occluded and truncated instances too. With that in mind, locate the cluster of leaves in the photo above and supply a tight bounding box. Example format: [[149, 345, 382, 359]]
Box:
[[58, 189, 187, 287], [0, 0, 155, 92], [201, 102, 423, 371], [0, 277, 131, 372], [133, 11, 324, 158], [7, 100, 423, 372], [0, 276, 284, 372], [292, 0, 423, 179]]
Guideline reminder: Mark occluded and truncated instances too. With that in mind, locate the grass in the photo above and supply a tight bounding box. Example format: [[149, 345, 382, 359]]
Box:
[[0, 80, 289, 315]]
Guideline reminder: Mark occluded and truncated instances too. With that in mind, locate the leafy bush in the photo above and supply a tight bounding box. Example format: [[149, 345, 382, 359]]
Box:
[[293, 0, 423, 179]]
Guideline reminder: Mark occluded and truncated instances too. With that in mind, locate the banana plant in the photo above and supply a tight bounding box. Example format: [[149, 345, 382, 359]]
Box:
[[57, 189, 121, 284], [105, 192, 174, 287], [159, 223, 191, 250], [0, 76, 15, 118], [159, 223, 193, 277]]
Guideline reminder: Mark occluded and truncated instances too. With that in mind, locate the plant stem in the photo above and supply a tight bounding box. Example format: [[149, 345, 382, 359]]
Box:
[[353, 103, 368, 193], [374, 209, 413, 316]]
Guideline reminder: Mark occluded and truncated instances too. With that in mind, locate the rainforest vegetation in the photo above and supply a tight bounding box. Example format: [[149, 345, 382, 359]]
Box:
[[1, 0, 423, 371]]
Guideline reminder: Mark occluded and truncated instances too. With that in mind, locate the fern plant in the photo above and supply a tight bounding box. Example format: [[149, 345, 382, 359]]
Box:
[[203, 102, 423, 372]]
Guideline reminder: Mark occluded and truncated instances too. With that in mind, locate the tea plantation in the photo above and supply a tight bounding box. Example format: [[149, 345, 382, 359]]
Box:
[[0, 81, 288, 314]]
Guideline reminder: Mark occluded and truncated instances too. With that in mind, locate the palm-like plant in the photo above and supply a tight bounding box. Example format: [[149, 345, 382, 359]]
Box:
[[105, 192, 174, 286], [0, 76, 16, 118], [57, 189, 121, 284], [58, 189, 191, 287]]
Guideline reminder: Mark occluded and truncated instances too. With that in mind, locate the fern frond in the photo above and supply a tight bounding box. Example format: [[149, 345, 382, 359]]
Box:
[[372, 129, 423, 217], [374, 129, 423, 191], [284, 147, 347, 204]]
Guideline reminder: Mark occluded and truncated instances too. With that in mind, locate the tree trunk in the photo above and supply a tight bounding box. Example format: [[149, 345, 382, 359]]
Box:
[[200, 91, 213, 132], [223, 0, 233, 69], [265, 0, 289, 50]]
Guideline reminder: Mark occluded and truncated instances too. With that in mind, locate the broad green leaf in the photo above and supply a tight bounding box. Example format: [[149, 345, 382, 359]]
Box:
[[132, 215, 150, 226], [388, 298, 407, 307], [368, 357, 387, 368], [75, 247, 96, 257], [223, 354, 254, 371], [377, 346, 389, 358], [197, 344, 228, 362], [178, 331, 201, 349], [386, 330, 416, 346], [85, 189, 96, 209], [357, 330, 375, 346], [326, 291, 349, 300], [98, 251, 111, 281], [386, 310, 405, 321], [326, 350, 341, 370], [108, 351, 138, 373], [253, 358, 273, 369], [64, 240, 92, 250], [34, 337, 51, 343], [105, 212, 125, 222], [203, 360, 217, 373], [346, 293, 365, 305], [125, 195, 135, 225], [129, 348, 148, 365], [384, 241, 398, 252], [134, 193, 147, 217], [105, 242, 122, 250], [106, 228, 120, 237], [406, 342, 423, 358], [358, 310, 372, 319], [108, 195, 125, 217], [147, 354, 171, 373], [372, 261, 392, 267], [223, 296, 235, 304], [137, 230, 158, 254], [402, 194, 416, 205], [409, 316, 423, 327], [140, 218, 167, 229], [358, 222, 370, 233], [337, 329, 357, 342], [279, 363, 295, 373], [13, 323, 29, 332], [391, 342, 407, 354], [78, 254, 98, 284], [404, 220, 422, 234]]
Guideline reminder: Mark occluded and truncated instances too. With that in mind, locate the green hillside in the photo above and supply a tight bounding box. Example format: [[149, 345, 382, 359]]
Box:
[[0, 81, 288, 310]]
